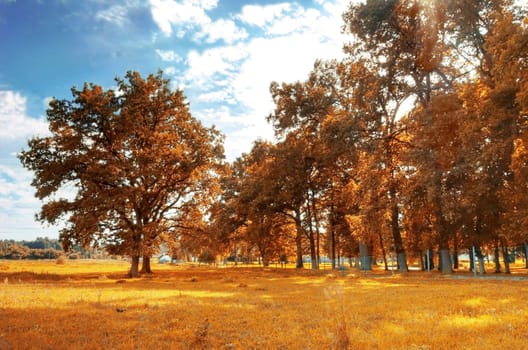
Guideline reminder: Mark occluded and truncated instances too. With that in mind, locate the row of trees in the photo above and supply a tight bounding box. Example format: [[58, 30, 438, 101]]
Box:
[[210, 0, 528, 274], [20, 0, 527, 276]]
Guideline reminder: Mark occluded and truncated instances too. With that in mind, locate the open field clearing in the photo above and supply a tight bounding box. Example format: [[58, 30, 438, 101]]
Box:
[[1, 260, 528, 349]]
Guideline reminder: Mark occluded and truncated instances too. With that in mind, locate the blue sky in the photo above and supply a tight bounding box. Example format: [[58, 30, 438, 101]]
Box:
[[0, 0, 350, 241]]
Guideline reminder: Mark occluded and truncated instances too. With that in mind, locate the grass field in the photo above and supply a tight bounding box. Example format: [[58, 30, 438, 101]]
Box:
[[1, 259, 528, 349]]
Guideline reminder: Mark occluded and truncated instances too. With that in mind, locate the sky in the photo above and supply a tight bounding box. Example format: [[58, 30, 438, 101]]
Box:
[[0, 0, 351, 241]]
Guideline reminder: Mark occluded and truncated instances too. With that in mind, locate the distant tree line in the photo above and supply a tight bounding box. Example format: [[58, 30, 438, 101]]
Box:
[[0, 237, 93, 260]]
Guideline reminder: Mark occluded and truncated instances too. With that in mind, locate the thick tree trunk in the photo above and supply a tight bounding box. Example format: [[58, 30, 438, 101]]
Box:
[[129, 256, 140, 277], [397, 252, 407, 272], [359, 242, 372, 271], [439, 249, 452, 274], [475, 246, 486, 274], [140, 255, 152, 274]]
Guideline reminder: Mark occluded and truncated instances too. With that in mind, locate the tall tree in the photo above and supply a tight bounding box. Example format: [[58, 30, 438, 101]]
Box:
[[19, 71, 224, 277]]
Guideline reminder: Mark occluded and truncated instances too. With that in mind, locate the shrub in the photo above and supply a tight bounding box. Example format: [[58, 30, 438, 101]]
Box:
[[56, 256, 66, 265]]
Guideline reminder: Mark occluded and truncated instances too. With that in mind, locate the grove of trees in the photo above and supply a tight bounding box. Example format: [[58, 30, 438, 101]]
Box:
[[20, 0, 528, 275]]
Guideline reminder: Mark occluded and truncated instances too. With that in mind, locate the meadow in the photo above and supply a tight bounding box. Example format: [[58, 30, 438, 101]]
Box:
[[1, 259, 527, 349]]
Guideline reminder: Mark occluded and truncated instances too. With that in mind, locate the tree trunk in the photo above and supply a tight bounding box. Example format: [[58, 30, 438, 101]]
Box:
[[475, 246, 486, 275], [129, 256, 140, 277], [469, 248, 475, 272], [140, 255, 152, 274], [453, 236, 459, 269], [397, 252, 407, 273], [330, 217, 336, 270], [439, 249, 452, 274], [494, 241, 501, 273], [390, 184, 408, 272], [501, 238, 511, 274], [305, 194, 318, 270], [359, 242, 372, 271], [294, 213, 304, 269], [262, 256, 270, 267], [309, 236, 318, 270], [524, 243, 528, 269], [377, 230, 388, 271], [331, 228, 336, 270]]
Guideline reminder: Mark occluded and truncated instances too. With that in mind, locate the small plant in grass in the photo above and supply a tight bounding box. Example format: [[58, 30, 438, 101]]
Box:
[[189, 318, 210, 350], [323, 284, 350, 350], [55, 256, 66, 265]]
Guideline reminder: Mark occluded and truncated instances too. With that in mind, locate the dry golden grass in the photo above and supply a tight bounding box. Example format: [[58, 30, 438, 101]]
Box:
[[1, 259, 528, 349]]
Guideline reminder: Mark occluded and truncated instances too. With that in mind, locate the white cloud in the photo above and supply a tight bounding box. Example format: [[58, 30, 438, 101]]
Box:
[[95, 0, 141, 27], [184, 44, 248, 89], [197, 90, 236, 104], [156, 49, 182, 62], [0, 91, 49, 140], [196, 18, 248, 44], [238, 3, 292, 28], [148, 0, 216, 36], [152, 0, 350, 161], [0, 91, 55, 240], [96, 5, 129, 26], [148, 0, 247, 44]]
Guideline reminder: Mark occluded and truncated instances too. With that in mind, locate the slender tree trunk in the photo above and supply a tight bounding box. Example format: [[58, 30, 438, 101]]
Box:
[[494, 240, 501, 273], [305, 202, 318, 270], [424, 77, 451, 274], [389, 183, 408, 272], [330, 203, 336, 270], [501, 238, 511, 274], [294, 213, 304, 269], [524, 243, 528, 269], [469, 248, 475, 272], [377, 230, 388, 270], [309, 235, 318, 270], [453, 235, 459, 269], [331, 228, 336, 270], [310, 190, 321, 268], [129, 256, 140, 277]]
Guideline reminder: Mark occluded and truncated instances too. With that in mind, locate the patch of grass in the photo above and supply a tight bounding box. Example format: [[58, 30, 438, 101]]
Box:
[[0, 260, 528, 349]]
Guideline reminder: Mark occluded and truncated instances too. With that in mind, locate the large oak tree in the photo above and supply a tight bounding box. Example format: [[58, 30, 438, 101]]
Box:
[[19, 71, 224, 277]]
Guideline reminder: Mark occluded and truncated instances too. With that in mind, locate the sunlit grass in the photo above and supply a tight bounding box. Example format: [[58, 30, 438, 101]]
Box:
[[1, 259, 528, 349]]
